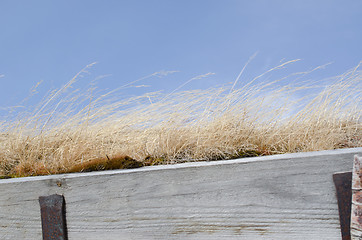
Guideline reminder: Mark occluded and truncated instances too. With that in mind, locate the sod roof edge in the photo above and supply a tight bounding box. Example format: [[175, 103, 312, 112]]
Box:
[[1, 147, 361, 184]]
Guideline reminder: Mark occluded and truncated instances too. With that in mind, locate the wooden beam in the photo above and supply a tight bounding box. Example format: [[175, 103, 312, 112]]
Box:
[[0, 148, 361, 240]]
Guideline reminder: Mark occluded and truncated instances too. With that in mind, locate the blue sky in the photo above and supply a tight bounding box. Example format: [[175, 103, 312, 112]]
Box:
[[0, 0, 361, 115]]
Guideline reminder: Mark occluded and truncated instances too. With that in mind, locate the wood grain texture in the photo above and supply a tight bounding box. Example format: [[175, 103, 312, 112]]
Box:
[[1, 148, 361, 240]]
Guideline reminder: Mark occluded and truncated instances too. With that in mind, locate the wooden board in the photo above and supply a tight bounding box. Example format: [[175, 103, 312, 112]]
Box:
[[1, 148, 361, 240]]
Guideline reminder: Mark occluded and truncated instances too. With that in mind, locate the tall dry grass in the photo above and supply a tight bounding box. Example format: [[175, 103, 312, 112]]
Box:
[[0, 61, 361, 177]]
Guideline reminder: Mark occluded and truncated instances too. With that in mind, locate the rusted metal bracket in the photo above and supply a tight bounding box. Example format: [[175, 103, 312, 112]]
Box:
[[351, 155, 362, 239], [333, 155, 362, 240], [39, 194, 68, 240], [333, 171, 352, 240]]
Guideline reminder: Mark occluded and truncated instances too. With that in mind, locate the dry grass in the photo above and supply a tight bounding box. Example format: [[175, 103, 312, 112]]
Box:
[[0, 61, 361, 177]]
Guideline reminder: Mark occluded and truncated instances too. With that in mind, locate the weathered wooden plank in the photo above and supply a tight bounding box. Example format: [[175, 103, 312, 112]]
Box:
[[1, 148, 361, 240], [351, 155, 362, 240]]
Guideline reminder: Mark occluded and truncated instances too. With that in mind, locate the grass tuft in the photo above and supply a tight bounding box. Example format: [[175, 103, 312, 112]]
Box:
[[0, 62, 361, 177]]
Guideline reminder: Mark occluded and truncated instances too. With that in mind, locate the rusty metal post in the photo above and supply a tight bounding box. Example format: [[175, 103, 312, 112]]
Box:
[[333, 171, 352, 240], [39, 194, 68, 240], [351, 155, 362, 240]]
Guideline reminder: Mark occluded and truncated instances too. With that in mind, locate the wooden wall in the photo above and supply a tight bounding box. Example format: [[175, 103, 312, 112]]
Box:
[[1, 147, 361, 240]]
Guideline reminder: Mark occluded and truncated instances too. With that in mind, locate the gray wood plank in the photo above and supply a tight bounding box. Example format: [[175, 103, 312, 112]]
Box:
[[1, 148, 361, 240]]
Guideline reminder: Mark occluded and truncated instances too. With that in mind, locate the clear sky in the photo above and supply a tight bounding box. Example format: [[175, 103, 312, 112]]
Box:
[[0, 0, 361, 115]]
